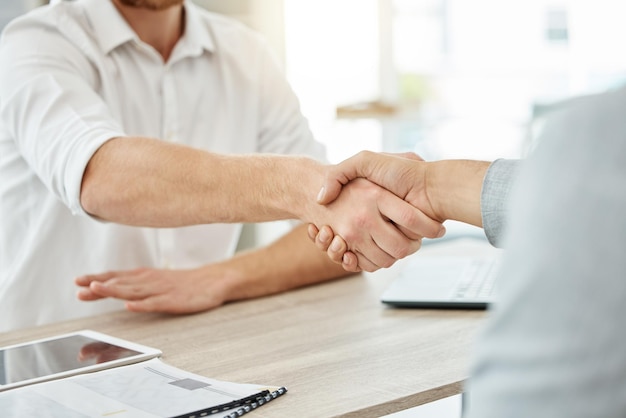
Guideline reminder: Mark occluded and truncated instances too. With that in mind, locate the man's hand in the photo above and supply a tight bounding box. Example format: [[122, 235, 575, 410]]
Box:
[[312, 151, 444, 271], [312, 152, 490, 271], [75, 266, 232, 314], [307, 224, 358, 271], [318, 151, 440, 219], [305, 177, 443, 272]]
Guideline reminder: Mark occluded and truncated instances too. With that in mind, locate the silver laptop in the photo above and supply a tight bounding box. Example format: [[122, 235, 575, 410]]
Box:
[[381, 253, 501, 309]]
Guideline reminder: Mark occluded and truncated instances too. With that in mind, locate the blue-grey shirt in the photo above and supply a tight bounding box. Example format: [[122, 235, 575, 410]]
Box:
[[480, 158, 521, 247], [466, 87, 626, 417]]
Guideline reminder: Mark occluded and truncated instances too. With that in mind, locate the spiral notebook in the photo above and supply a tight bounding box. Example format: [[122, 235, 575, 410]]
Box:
[[0, 331, 287, 418]]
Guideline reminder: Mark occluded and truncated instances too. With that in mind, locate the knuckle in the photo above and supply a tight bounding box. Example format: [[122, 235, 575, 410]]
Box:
[[328, 251, 343, 264], [343, 264, 359, 273], [356, 150, 373, 160], [342, 221, 367, 244], [388, 236, 421, 260], [392, 244, 411, 260], [397, 206, 420, 229], [380, 258, 394, 269], [316, 240, 329, 252], [395, 207, 442, 239]]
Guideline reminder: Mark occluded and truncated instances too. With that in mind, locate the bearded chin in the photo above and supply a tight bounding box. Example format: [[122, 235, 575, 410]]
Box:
[[116, 0, 184, 11]]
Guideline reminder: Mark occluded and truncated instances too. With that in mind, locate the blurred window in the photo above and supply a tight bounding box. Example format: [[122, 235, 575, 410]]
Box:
[[284, 0, 626, 162]]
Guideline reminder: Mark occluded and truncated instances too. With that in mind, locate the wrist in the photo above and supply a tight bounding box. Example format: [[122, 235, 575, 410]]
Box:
[[198, 262, 248, 304], [425, 160, 490, 227], [278, 157, 326, 222], [209, 249, 289, 303], [423, 161, 445, 222]]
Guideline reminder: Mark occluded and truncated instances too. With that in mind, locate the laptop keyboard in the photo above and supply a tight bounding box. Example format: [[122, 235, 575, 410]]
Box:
[[452, 258, 499, 300]]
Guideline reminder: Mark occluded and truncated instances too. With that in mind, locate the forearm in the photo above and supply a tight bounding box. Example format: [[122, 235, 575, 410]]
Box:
[[215, 224, 351, 302], [80, 136, 324, 226], [425, 160, 491, 227]]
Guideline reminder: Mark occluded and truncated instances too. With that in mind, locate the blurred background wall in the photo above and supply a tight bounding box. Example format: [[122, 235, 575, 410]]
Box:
[[5, 0, 626, 246]]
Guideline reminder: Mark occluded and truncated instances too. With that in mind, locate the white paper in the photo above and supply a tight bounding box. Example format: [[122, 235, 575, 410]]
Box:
[[0, 358, 276, 418]]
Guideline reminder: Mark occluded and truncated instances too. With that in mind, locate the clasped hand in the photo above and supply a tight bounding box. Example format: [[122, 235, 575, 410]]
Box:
[[308, 151, 445, 272]]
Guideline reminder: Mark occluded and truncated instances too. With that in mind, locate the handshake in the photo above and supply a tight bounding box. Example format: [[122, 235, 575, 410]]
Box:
[[75, 147, 493, 316], [306, 151, 489, 273]]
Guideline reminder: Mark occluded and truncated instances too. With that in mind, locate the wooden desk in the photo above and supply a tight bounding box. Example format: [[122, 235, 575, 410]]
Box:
[[1, 239, 491, 418]]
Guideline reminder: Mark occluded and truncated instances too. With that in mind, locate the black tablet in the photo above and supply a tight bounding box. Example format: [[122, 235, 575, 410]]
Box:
[[0, 330, 162, 391]]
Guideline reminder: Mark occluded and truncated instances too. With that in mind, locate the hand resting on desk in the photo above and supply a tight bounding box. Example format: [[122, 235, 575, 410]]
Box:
[[76, 266, 231, 314]]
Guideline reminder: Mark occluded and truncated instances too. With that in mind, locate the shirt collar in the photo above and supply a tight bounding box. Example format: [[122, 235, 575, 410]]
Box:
[[179, 1, 216, 57], [82, 0, 137, 55], [83, 0, 215, 57]]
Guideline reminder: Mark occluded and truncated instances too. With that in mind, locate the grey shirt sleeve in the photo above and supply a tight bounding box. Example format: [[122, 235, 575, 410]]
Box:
[[480, 159, 521, 247], [464, 88, 626, 418]]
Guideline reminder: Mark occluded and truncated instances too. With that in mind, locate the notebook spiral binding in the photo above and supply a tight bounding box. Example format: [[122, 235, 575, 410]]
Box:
[[170, 386, 288, 418], [224, 387, 288, 418]]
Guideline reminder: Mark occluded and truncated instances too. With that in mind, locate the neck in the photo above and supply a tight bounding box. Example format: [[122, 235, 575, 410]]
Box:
[[112, 1, 184, 62]]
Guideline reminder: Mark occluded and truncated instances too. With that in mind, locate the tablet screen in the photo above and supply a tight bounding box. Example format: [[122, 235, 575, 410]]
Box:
[[0, 330, 161, 391]]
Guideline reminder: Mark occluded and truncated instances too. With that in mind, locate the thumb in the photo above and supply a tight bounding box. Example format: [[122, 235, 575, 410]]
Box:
[[317, 151, 383, 204], [317, 153, 370, 204], [316, 176, 345, 205]]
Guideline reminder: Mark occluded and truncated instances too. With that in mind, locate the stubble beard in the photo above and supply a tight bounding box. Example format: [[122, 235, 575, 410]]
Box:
[[115, 0, 184, 11]]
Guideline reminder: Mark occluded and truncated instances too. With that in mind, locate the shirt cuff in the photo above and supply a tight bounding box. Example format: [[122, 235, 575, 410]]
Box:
[[480, 159, 522, 248], [65, 130, 125, 218]]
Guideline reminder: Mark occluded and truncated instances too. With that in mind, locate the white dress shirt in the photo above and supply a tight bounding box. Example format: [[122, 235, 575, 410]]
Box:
[[0, 0, 324, 331]]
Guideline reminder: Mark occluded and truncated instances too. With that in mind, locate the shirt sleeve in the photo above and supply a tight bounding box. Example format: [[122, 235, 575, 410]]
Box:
[[0, 13, 126, 217], [480, 158, 522, 247]]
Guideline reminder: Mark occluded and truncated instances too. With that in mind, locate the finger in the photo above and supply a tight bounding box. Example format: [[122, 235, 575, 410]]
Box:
[[75, 271, 119, 286], [341, 251, 361, 273], [352, 250, 382, 273], [395, 223, 422, 241], [326, 235, 348, 264], [378, 194, 445, 240], [353, 236, 397, 269], [340, 189, 425, 263], [333, 214, 399, 269], [348, 194, 428, 264], [89, 279, 153, 301], [371, 223, 423, 261], [307, 223, 319, 242], [125, 294, 186, 313], [366, 218, 423, 261], [125, 299, 158, 313], [318, 151, 376, 205], [315, 225, 335, 252], [76, 288, 107, 301], [397, 223, 445, 241], [317, 173, 351, 205]]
